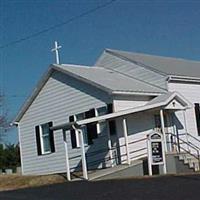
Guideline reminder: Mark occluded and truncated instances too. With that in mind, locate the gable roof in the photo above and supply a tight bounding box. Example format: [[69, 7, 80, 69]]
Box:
[[55, 64, 166, 94], [104, 49, 200, 78], [14, 64, 166, 122], [146, 91, 192, 108]]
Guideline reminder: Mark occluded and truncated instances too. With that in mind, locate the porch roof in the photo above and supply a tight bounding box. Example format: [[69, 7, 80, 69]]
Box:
[[51, 92, 192, 131]]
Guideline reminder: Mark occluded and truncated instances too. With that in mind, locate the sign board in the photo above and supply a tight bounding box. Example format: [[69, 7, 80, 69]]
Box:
[[150, 133, 161, 140], [147, 131, 166, 175], [151, 141, 163, 164]]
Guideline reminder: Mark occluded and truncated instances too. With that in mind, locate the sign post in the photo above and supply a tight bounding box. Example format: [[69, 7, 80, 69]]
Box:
[[147, 132, 167, 175]]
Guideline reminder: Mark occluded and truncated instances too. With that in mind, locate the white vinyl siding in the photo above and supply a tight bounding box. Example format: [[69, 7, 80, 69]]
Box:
[[168, 81, 200, 150], [19, 71, 110, 175], [116, 111, 155, 164], [113, 95, 151, 112]]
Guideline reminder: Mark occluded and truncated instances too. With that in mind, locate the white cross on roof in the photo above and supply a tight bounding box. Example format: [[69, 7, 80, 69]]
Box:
[[51, 41, 62, 64]]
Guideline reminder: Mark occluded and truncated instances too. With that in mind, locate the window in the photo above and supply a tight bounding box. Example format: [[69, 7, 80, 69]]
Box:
[[69, 105, 111, 148], [69, 113, 88, 149], [76, 113, 88, 146], [35, 122, 55, 155], [195, 103, 200, 136], [107, 103, 116, 135], [97, 106, 107, 133], [69, 115, 79, 148]]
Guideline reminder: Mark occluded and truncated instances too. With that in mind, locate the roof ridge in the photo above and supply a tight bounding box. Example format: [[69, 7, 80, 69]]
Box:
[[61, 63, 105, 70], [106, 48, 200, 64]]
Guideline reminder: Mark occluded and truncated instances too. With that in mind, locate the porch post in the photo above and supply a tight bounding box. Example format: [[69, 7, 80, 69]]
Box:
[[78, 129, 88, 180], [166, 113, 172, 152], [122, 118, 131, 165], [172, 115, 180, 152], [160, 109, 167, 152], [63, 130, 71, 181], [183, 110, 190, 152], [107, 121, 114, 167]]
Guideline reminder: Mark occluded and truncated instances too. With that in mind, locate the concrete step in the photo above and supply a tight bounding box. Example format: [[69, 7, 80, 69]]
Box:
[[178, 153, 200, 172], [178, 153, 187, 161], [189, 162, 199, 171], [188, 159, 200, 171]]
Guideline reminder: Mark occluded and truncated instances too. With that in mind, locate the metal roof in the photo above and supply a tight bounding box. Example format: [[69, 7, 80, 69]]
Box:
[[95, 50, 168, 90], [55, 64, 166, 94], [14, 48, 198, 123], [14, 63, 165, 122], [146, 91, 192, 108], [105, 49, 200, 78]]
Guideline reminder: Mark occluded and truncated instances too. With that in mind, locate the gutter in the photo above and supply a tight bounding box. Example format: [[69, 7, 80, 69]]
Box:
[[111, 91, 164, 96], [10, 122, 19, 127], [168, 75, 200, 83]]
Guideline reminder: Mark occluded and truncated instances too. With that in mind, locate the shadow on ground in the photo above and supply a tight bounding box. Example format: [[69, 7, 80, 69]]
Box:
[[0, 174, 200, 200]]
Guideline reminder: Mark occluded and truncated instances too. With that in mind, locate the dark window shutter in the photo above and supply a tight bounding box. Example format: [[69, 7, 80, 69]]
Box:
[[69, 116, 77, 148], [85, 109, 97, 144], [195, 103, 200, 136], [109, 120, 116, 135], [35, 125, 42, 156], [107, 103, 113, 113], [107, 103, 116, 135], [48, 122, 55, 153]]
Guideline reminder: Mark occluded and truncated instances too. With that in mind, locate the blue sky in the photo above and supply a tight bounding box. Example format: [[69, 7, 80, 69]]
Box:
[[1, 0, 200, 143]]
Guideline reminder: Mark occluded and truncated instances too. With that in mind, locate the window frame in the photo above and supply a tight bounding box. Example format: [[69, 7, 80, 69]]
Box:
[[39, 124, 51, 154], [77, 113, 89, 146], [97, 106, 108, 134], [70, 113, 88, 149], [73, 115, 81, 148], [35, 122, 55, 156], [95, 108, 101, 134]]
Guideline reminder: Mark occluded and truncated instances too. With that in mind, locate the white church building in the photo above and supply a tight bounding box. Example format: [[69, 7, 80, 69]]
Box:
[[14, 49, 200, 180]]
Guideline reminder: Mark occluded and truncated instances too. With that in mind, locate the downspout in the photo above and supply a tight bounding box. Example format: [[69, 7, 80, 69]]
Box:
[[12, 122, 24, 175]]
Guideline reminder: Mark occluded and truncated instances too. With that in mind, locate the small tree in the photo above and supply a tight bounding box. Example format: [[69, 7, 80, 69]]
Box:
[[4, 144, 20, 169], [0, 94, 10, 141], [0, 144, 5, 169], [0, 144, 20, 171]]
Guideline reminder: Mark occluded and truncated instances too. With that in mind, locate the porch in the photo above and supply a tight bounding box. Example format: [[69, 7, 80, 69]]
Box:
[[51, 92, 199, 180]]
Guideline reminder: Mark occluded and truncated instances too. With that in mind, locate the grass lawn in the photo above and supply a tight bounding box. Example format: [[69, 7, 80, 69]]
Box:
[[0, 174, 67, 191]]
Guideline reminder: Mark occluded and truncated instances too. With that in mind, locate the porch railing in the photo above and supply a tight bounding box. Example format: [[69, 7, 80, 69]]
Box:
[[179, 132, 200, 152], [128, 137, 147, 161], [69, 136, 148, 173], [167, 132, 200, 171]]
